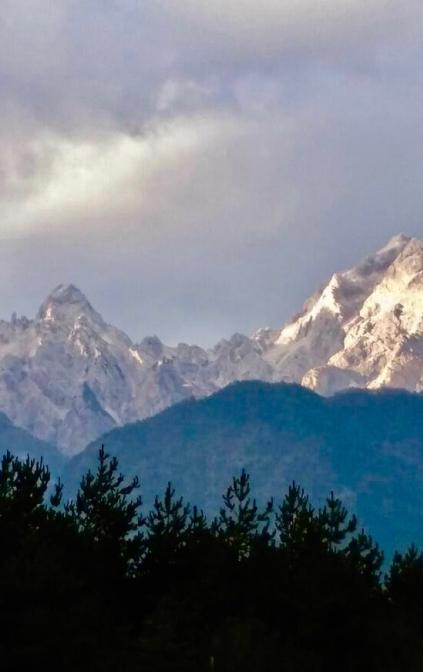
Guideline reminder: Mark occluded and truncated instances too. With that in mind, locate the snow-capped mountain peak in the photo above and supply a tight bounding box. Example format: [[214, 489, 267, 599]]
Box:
[[0, 234, 422, 455], [276, 233, 411, 347], [296, 234, 423, 394]]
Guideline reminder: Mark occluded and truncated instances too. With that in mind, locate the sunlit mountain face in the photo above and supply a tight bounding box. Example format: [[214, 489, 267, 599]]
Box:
[[1, 236, 423, 454]]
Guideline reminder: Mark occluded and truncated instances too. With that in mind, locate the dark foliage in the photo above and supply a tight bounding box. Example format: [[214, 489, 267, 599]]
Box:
[[0, 447, 422, 670]]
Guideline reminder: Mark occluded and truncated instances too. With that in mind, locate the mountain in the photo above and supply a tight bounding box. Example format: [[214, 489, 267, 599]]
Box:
[[0, 411, 63, 473], [0, 284, 200, 455], [2, 234, 423, 454], [65, 381, 423, 556], [282, 233, 423, 394]]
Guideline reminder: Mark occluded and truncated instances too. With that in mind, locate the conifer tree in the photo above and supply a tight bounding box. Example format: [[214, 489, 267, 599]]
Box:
[[346, 528, 383, 582], [66, 445, 144, 573], [188, 505, 208, 538], [317, 492, 383, 579], [145, 482, 190, 564], [318, 490, 357, 551], [386, 544, 423, 608], [276, 481, 319, 559], [0, 451, 49, 512], [216, 469, 273, 559], [0, 451, 62, 537]]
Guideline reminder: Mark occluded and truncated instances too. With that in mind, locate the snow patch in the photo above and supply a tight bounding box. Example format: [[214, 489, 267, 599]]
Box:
[[44, 305, 55, 322], [129, 348, 144, 366]]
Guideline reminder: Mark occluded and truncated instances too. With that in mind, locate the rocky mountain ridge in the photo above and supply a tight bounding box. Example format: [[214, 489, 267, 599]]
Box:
[[1, 233, 423, 454]]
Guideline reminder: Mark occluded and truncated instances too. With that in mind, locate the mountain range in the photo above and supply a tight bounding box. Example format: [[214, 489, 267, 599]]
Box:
[[0, 233, 422, 454]]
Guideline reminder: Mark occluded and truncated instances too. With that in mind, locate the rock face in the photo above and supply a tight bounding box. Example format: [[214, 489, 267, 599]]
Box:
[[2, 234, 423, 454], [280, 234, 423, 395], [0, 284, 208, 455]]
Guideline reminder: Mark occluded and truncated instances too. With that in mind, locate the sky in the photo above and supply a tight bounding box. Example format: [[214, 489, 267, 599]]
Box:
[[1, 0, 423, 346]]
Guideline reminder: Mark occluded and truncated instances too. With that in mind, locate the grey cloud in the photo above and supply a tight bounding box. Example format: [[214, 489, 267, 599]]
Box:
[[0, 1, 423, 344], [2, 0, 422, 130]]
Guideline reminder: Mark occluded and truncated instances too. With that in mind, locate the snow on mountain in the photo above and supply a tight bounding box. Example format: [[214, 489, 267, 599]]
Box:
[[321, 236, 423, 393], [264, 234, 410, 381], [0, 285, 194, 454], [1, 234, 423, 454], [266, 233, 414, 393]]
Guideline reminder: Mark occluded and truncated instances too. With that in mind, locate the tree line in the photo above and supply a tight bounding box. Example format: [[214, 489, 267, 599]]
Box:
[[0, 446, 423, 671]]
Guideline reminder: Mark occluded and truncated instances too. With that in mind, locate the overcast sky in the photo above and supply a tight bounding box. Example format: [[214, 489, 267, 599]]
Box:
[[1, 1, 423, 345]]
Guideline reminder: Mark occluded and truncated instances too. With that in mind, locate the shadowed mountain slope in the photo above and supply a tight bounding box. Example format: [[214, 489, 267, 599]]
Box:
[[0, 411, 64, 473], [66, 381, 423, 556]]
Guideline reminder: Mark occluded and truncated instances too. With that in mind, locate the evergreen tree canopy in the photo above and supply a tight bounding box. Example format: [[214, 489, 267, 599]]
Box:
[[0, 447, 419, 671], [65, 445, 144, 572], [216, 468, 273, 559]]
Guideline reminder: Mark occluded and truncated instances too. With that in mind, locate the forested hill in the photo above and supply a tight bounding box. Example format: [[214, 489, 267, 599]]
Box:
[[66, 381, 423, 556]]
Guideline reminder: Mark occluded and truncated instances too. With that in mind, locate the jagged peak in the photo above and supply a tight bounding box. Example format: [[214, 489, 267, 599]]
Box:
[[44, 283, 90, 305], [274, 234, 415, 347], [37, 284, 101, 323], [383, 232, 411, 248], [346, 234, 410, 281], [138, 335, 164, 359]]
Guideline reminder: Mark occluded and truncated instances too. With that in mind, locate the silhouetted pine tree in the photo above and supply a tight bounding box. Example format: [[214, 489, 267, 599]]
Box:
[[346, 528, 383, 583], [386, 544, 423, 608], [0, 451, 53, 531], [215, 469, 273, 559], [145, 482, 190, 566], [0, 448, 420, 671], [65, 445, 144, 575], [275, 481, 320, 561], [318, 490, 357, 550]]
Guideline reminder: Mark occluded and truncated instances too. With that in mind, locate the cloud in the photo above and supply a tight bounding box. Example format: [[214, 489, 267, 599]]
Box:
[[162, 0, 423, 65], [0, 112, 245, 236], [0, 1, 423, 344]]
